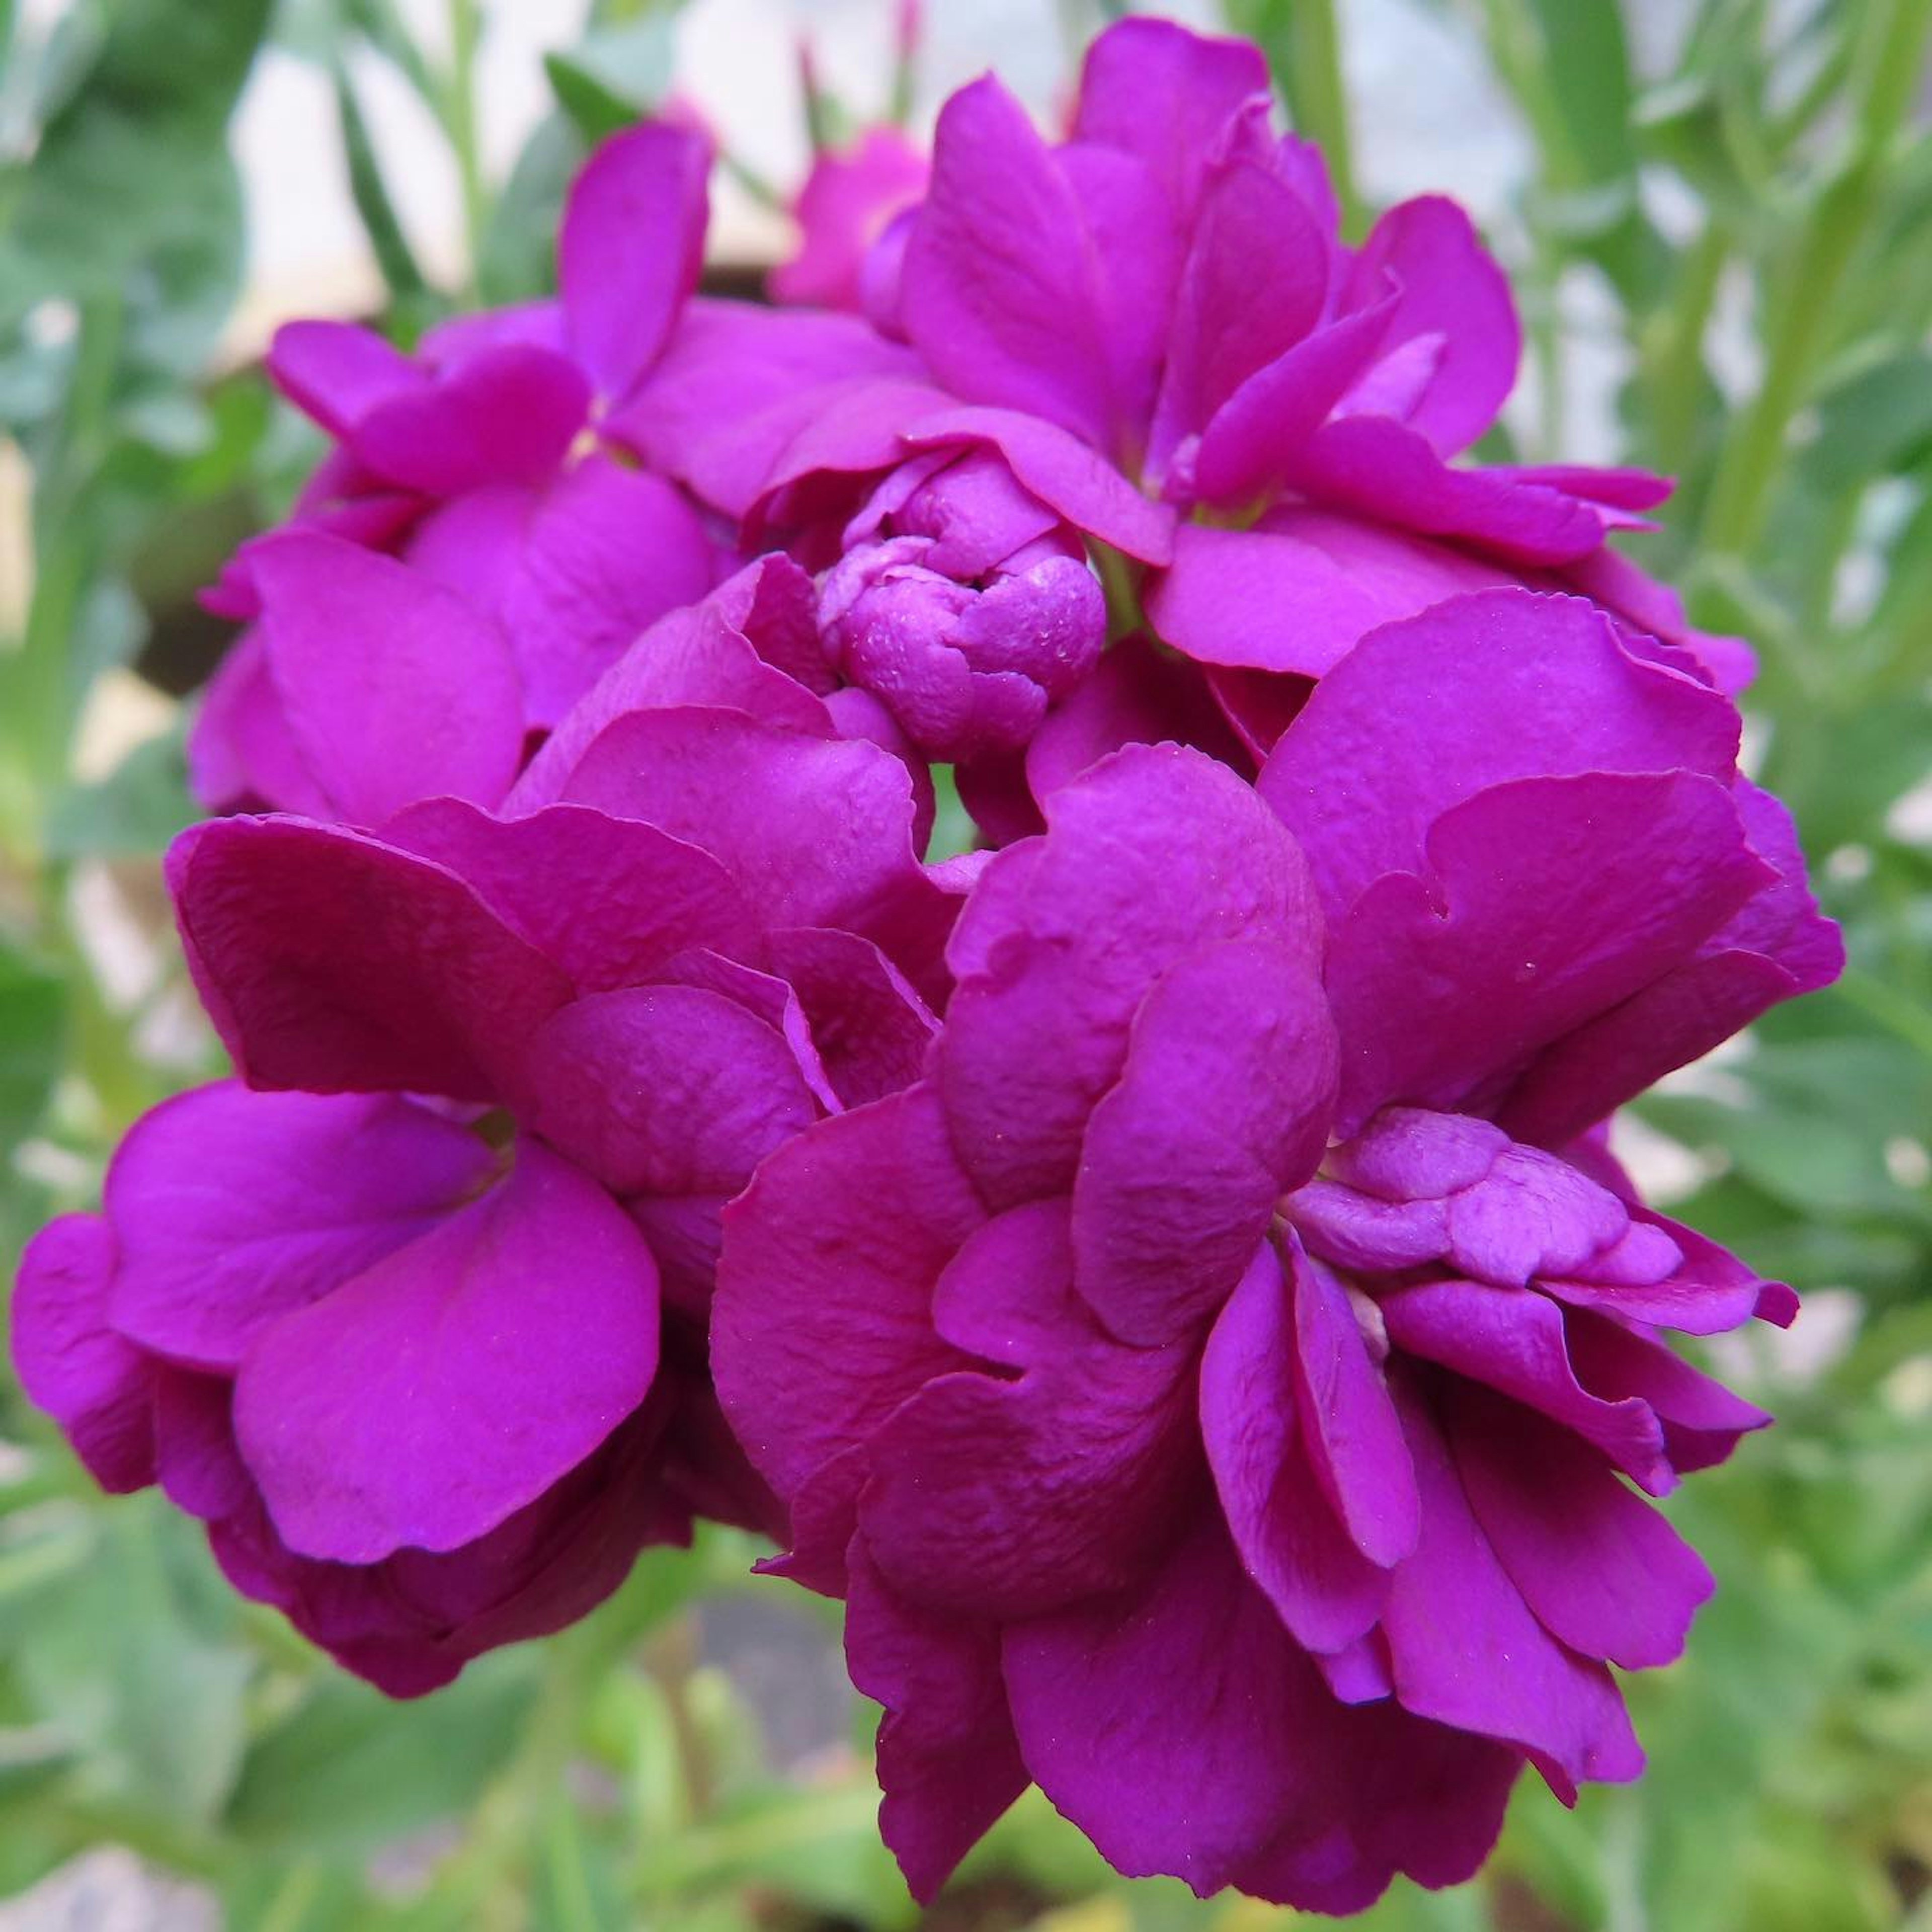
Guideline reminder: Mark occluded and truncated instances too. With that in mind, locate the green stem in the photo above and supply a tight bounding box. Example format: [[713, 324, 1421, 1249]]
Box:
[[1277, 0, 1362, 237], [445, 0, 487, 300], [1090, 540, 1143, 641], [4, 293, 121, 827], [1831, 967, 1932, 1063], [1640, 220, 1727, 477], [1700, 0, 1932, 558]]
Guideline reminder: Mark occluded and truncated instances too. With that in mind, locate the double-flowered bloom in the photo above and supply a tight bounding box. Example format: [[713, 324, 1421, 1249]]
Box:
[[712, 590, 1838, 1908], [17, 560, 959, 1691], [12, 11, 1843, 1916]]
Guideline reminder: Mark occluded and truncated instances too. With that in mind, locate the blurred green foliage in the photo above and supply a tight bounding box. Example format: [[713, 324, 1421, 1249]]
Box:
[[2, 0, 1931, 1926]]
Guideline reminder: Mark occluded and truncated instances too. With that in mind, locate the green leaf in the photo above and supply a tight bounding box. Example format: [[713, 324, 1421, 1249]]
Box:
[[476, 113, 581, 305], [45, 723, 193, 859], [0, 942, 62, 1148], [1, 0, 270, 317], [7, 1504, 251, 1827], [333, 56, 428, 302], [1802, 349, 1932, 490], [1519, 0, 1637, 188], [224, 1659, 536, 1852], [544, 17, 676, 146]]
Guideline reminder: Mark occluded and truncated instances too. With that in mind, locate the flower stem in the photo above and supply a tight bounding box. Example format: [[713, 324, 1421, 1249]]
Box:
[[445, 0, 487, 302], [1699, 0, 1932, 559], [1277, 0, 1363, 238]]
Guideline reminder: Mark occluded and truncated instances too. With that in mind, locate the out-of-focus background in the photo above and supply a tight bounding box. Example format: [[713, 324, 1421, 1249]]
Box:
[[3, 1, 1931, 1926]]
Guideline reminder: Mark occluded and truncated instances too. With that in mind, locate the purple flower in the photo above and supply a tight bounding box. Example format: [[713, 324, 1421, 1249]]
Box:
[[192, 122, 733, 814], [13, 1093, 713, 1696], [814, 450, 1105, 760], [15, 561, 961, 1689], [770, 126, 929, 314], [633, 16, 1748, 826], [711, 589, 1840, 1907]]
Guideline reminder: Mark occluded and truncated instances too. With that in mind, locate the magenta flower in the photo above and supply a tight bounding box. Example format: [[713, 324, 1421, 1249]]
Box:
[[770, 125, 929, 315], [15, 561, 960, 1689], [192, 121, 734, 813], [711, 589, 1840, 1908], [634, 15, 1748, 827], [13, 1091, 711, 1696], [815, 449, 1105, 761]]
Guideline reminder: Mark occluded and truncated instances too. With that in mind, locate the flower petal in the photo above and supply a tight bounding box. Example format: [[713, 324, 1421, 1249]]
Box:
[[712, 1086, 984, 1587], [862, 1200, 1197, 1619], [520, 985, 820, 1201], [1259, 589, 1741, 919], [233, 1142, 659, 1563], [1451, 1382, 1713, 1669], [559, 121, 709, 403], [249, 533, 525, 822], [169, 816, 572, 1102], [1380, 1280, 1672, 1493], [1318, 772, 1770, 1132], [11, 1215, 154, 1492], [1379, 1373, 1644, 1799], [503, 456, 720, 728], [900, 75, 1135, 450], [1072, 933, 1337, 1345], [1201, 1242, 1390, 1651], [847, 1538, 1028, 1904], [1005, 1513, 1520, 1909], [382, 797, 755, 991], [1344, 197, 1519, 456], [104, 1083, 496, 1370], [941, 743, 1320, 1208]]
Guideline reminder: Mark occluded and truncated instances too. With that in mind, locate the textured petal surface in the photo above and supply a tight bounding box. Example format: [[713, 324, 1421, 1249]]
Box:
[[383, 798, 754, 991], [1260, 589, 1741, 917], [901, 76, 1134, 450], [1382, 1282, 1672, 1493], [1380, 1374, 1644, 1797], [355, 346, 590, 495], [11, 1215, 154, 1492], [1006, 1514, 1519, 1909], [249, 533, 525, 822], [847, 1540, 1028, 1903], [712, 1087, 983, 1582], [612, 300, 923, 517], [1344, 196, 1519, 455], [104, 1083, 495, 1370], [941, 744, 1321, 1206], [503, 457, 720, 727], [901, 407, 1176, 563], [559, 121, 709, 401], [1148, 511, 1504, 678], [1072, 934, 1337, 1345], [863, 1200, 1197, 1619], [170, 817, 572, 1101], [1319, 773, 1768, 1131], [234, 1143, 659, 1563], [1292, 1247, 1421, 1565], [548, 708, 930, 944], [1452, 1383, 1713, 1669], [1073, 17, 1268, 217], [521, 985, 820, 1199], [1200, 1243, 1390, 1651]]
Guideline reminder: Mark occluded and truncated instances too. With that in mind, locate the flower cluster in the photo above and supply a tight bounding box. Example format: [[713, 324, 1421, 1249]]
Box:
[[13, 15, 1839, 1915]]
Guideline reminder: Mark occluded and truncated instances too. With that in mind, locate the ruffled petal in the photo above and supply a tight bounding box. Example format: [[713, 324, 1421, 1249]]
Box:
[[168, 816, 572, 1102], [104, 1083, 495, 1370], [558, 121, 709, 403], [10, 1215, 154, 1492], [248, 533, 525, 822], [1071, 934, 1336, 1345], [233, 1142, 659, 1563]]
